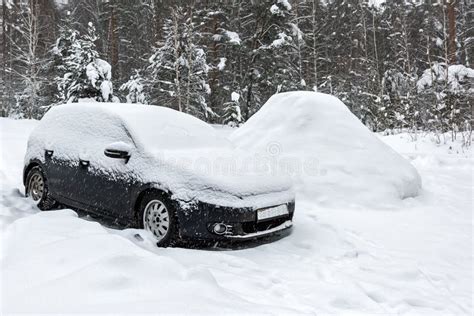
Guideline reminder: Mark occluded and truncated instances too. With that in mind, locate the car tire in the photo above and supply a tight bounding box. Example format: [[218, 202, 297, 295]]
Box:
[[138, 191, 179, 247], [25, 166, 57, 210]]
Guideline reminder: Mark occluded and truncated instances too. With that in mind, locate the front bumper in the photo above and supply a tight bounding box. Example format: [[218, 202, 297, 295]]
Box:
[[177, 200, 295, 242], [224, 220, 293, 240]]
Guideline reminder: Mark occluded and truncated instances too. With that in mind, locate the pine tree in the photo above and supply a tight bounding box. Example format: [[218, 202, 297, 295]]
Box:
[[232, 0, 308, 121], [0, 0, 7, 116], [9, 0, 48, 118], [183, 43, 213, 119], [196, 4, 242, 121], [417, 63, 474, 137], [120, 70, 148, 104], [52, 11, 79, 103], [380, 0, 418, 132], [148, 6, 213, 120], [222, 91, 242, 127], [54, 22, 114, 103], [148, 7, 186, 111], [266, 0, 306, 93]]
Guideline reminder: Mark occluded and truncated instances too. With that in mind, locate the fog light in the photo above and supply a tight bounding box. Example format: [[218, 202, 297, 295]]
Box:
[[212, 223, 228, 235]]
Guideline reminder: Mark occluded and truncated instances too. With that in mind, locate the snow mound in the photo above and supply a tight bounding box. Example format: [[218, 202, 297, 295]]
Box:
[[230, 91, 422, 206]]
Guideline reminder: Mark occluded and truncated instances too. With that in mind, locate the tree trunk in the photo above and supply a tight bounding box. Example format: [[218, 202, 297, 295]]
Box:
[[107, 2, 119, 77], [294, 0, 303, 86], [1, 0, 7, 116], [185, 6, 194, 113], [371, 8, 382, 101], [312, 0, 318, 90], [172, 9, 182, 112], [446, 0, 457, 64], [154, 0, 163, 43], [244, 80, 252, 121], [208, 13, 219, 119]]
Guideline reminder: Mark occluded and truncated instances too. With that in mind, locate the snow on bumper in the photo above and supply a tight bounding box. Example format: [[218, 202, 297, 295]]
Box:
[[224, 220, 293, 240], [177, 200, 295, 241]]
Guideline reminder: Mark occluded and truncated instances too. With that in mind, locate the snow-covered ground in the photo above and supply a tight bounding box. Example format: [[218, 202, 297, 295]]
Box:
[[1, 117, 472, 314]]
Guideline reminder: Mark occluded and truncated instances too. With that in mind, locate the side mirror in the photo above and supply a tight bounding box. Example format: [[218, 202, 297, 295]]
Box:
[[104, 142, 132, 163]]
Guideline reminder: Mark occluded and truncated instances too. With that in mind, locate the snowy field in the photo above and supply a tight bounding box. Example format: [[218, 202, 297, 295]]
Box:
[[1, 117, 472, 314]]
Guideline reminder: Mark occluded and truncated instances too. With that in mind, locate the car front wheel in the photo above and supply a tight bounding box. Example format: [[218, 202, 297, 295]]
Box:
[[139, 192, 179, 247], [25, 166, 57, 210]]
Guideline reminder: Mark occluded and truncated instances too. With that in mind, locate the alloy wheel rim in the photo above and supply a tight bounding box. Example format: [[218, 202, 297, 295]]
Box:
[[143, 200, 170, 242], [28, 173, 44, 202]]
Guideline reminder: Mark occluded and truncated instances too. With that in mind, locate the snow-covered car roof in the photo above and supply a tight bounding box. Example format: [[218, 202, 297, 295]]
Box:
[[49, 102, 232, 152]]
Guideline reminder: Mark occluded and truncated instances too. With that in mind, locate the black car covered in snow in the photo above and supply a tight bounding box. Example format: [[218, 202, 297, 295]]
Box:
[[23, 103, 295, 246]]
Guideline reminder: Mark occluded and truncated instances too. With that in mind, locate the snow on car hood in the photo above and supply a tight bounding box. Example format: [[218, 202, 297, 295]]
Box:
[[140, 148, 295, 209]]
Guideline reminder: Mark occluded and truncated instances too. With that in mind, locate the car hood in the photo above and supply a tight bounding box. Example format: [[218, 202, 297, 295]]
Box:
[[144, 148, 295, 208]]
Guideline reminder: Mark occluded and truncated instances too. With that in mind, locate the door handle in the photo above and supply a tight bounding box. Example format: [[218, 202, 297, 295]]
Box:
[[79, 159, 90, 167]]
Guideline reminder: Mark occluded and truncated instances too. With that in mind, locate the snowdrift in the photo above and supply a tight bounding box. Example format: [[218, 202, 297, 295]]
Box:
[[230, 91, 421, 206], [1, 210, 291, 313]]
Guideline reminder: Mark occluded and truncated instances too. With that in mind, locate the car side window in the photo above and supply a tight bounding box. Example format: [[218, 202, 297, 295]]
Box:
[[76, 116, 134, 169], [36, 108, 134, 168]]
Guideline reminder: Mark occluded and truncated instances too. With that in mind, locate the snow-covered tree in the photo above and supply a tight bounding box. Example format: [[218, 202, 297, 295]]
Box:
[[86, 57, 114, 102], [195, 5, 242, 121], [379, 1, 419, 132], [417, 63, 474, 137], [183, 43, 212, 118], [148, 7, 185, 112], [120, 70, 148, 104], [266, 0, 306, 93], [1, 0, 472, 140], [148, 6, 213, 120], [52, 11, 78, 103], [382, 69, 416, 131], [9, 1, 47, 118], [228, 0, 308, 121], [222, 91, 242, 127], [54, 22, 114, 103]]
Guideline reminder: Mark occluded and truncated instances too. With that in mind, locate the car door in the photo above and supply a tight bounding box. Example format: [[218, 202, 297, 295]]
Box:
[[74, 120, 138, 222], [41, 125, 89, 207], [44, 150, 84, 205], [79, 158, 136, 222]]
